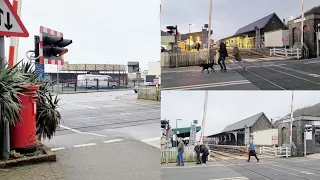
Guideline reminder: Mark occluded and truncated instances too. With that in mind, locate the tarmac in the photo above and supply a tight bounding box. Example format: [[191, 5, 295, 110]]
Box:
[[162, 58, 320, 90], [0, 90, 161, 180], [161, 156, 320, 180]]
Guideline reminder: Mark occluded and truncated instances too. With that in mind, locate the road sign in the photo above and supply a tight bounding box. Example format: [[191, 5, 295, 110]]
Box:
[[0, 0, 28, 37], [153, 78, 159, 84]]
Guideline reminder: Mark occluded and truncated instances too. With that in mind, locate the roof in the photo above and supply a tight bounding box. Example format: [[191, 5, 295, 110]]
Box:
[[172, 126, 201, 135], [234, 13, 277, 35], [221, 112, 266, 133], [295, 5, 320, 19]]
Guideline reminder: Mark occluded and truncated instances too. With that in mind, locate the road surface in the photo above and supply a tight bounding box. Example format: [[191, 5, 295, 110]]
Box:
[[0, 91, 160, 180], [162, 58, 320, 90], [161, 157, 320, 180]]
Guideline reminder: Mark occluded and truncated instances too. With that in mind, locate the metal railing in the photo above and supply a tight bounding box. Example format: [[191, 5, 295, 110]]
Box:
[[269, 47, 302, 59], [260, 146, 291, 157], [161, 49, 212, 68]]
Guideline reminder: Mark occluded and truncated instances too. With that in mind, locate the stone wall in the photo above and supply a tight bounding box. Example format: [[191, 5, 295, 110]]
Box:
[[138, 86, 161, 101], [288, 14, 320, 58]]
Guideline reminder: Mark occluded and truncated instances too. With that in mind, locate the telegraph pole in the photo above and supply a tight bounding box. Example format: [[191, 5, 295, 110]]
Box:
[[290, 91, 294, 145]]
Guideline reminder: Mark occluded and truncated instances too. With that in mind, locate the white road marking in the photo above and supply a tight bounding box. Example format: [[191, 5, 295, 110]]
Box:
[[161, 163, 228, 169], [209, 177, 249, 180], [60, 101, 100, 110], [162, 80, 251, 90], [304, 61, 320, 64], [120, 113, 130, 115], [59, 125, 107, 137], [116, 98, 160, 107], [301, 171, 314, 175], [51, 147, 66, 151], [74, 143, 97, 148], [103, 139, 123, 144], [140, 137, 160, 142], [293, 159, 317, 162], [309, 74, 320, 77]]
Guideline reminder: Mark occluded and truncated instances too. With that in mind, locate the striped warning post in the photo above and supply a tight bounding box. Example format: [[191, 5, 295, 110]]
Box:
[[39, 26, 64, 65]]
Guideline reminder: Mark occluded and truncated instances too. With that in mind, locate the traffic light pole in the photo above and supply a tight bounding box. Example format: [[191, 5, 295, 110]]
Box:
[[304, 129, 306, 156], [0, 36, 10, 160], [175, 25, 179, 68], [317, 29, 319, 58]]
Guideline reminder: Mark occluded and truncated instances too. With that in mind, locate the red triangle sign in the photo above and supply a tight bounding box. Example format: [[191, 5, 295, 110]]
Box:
[[0, 0, 29, 37]]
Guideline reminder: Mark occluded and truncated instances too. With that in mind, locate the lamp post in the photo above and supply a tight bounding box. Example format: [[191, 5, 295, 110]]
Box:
[[188, 24, 193, 51], [175, 119, 182, 147], [290, 91, 294, 145]]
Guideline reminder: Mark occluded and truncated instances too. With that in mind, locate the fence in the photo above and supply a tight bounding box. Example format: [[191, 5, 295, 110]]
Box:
[[269, 47, 302, 59], [161, 49, 215, 68], [138, 85, 161, 101], [161, 146, 196, 164], [260, 146, 291, 157]]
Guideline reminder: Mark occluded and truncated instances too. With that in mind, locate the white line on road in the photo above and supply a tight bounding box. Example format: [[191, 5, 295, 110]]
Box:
[[140, 137, 160, 142], [116, 98, 161, 107], [103, 139, 123, 144], [74, 143, 97, 148], [308, 74, 320, 77], [304, 61, 320, 64], [59, 125, 107, 137], [51, 147, 66, 151], [162, 80, 251, 90], [60, 101, 100, 110], [161, 164, 228, 169], [209, 177, 249, 180]]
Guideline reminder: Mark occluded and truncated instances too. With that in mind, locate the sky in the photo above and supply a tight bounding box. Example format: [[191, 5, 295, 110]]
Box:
[[161, 0, 319, 41], [161, 91, 320, 137], [4, 0, 160, 71]]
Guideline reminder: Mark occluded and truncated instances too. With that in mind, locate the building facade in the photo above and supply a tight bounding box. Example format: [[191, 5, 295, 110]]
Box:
[[287, 6, 320, 58]]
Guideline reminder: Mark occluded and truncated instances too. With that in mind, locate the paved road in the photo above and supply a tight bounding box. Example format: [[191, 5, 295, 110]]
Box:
[[8, 91, 161, 180], [161, 157, 320, 180], [162, 58, 320, 90]]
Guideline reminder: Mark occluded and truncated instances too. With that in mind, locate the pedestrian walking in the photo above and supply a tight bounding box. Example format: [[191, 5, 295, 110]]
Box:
[[176, 138, 185, 166], [247, 141, 259, 162], [200, 144, 209, 165], [194, 143, 201, 164], [232, 41, 246, 71], [218, 40, 228, 72]]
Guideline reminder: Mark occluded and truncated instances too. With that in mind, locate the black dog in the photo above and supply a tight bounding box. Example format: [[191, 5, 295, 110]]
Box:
[[199, 63, 215, 74]]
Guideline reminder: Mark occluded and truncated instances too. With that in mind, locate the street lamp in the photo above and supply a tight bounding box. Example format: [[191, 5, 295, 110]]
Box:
[[188, 24, 194, 51], [175, 119, 182, 147]]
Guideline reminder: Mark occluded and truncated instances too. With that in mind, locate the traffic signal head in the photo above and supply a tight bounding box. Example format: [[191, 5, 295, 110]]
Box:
[[161, 120, 169, 128], [166, 25, 177, 35], [305, 125, 313, 132], [41, 33, 72, 60]]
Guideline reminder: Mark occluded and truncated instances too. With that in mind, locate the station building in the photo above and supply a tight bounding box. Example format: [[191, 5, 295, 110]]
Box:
[[207, 112, 273, 146], [220, 13, 286, 48], [287, 5, 320, 58], [277, 116, 320, 156]]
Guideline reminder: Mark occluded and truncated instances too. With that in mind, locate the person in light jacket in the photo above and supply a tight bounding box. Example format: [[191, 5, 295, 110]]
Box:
[[176, 138, 185, 166], [232, 41, 246, 71]]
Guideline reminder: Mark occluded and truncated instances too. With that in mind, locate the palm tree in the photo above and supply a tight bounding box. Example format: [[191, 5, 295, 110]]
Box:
[[0, 61, 61, 142]]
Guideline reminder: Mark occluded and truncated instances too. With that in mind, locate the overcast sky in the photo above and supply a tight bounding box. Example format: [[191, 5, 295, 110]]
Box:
[[5, 0, 160, 71], [161, 91, 320, 137], [161, 0, 319, 40]]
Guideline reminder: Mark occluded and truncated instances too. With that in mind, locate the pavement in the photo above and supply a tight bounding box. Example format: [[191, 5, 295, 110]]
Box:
[[162, 58, 320, 90], [0, 90, 160, 180], [161, 156, 320, 180]]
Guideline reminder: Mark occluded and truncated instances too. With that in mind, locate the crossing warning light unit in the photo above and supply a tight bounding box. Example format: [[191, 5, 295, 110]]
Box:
[[39, 26, 72, 65], [166, 25, 177, 35], [161, 120, 169, 129]]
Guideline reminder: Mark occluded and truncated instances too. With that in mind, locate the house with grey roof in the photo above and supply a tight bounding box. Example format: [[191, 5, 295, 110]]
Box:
[[206, 112, 273, 146], [220, 13, 286, 48]]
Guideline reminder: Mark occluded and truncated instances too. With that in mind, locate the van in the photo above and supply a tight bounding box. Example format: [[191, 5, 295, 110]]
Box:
[[77, 74, 117, 89]]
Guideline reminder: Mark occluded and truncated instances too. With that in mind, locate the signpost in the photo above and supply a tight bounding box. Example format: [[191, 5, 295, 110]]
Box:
[[0, 0, 29, 160]]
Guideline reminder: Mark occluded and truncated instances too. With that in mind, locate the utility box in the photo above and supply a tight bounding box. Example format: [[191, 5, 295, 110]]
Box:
[[264, 29, 289, 47], [10, 84, 39, 153]]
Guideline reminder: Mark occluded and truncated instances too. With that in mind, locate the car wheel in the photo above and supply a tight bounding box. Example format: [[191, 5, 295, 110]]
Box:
[[112, 85, 116, 89]]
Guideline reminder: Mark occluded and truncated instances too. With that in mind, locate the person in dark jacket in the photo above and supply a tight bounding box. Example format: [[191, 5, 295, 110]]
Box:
[[218, 40, 228, 72], [247, 141, 259, 162], [194, 143, 201, 164], [200, 144, 209, 164]]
